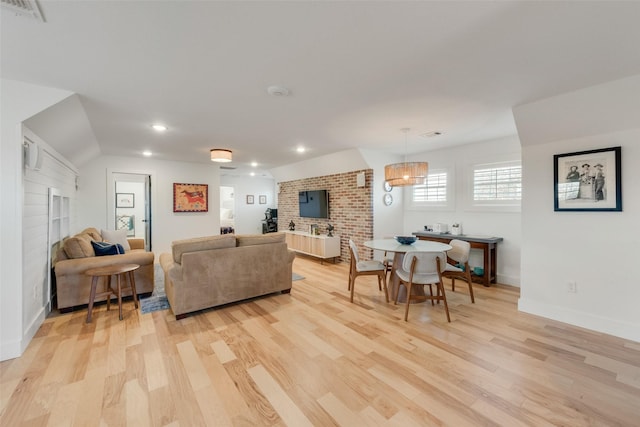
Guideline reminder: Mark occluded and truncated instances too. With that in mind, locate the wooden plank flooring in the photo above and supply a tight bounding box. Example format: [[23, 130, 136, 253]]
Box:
[[2, 256, 640, 426]]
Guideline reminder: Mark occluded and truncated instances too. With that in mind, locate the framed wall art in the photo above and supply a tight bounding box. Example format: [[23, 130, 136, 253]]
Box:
[[173, 183, 208, 212], [116, 193, 134, 208], [259, 195, 267, 204], [553, 146, 621, 212], [246, 195, 254, 204]]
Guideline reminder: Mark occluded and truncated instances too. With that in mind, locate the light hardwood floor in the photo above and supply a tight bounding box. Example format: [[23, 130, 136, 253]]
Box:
[[2, 256, 639, 426]]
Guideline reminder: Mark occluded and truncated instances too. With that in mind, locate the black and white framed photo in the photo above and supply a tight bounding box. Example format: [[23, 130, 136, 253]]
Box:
[[116, 193, 135, 208], [553, 146, 621, 212]]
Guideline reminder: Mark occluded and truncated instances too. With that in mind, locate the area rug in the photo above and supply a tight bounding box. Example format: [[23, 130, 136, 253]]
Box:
[[140, 295, 170, 314], [292, 272, 305, 281]]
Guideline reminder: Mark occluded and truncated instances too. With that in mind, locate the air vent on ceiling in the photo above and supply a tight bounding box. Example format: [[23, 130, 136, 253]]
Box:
[[420, 131, 443, 138], [220, 166, 237, 170], [1, 0, 45, 22]]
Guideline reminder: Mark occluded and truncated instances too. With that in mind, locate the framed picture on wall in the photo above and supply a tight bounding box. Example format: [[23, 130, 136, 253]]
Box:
[[246, 195, 254, 204], [553, 146, 621, 212], [259, 195, 267, 204], [116, 193, 134, 208], [173, 183, 208, 212]]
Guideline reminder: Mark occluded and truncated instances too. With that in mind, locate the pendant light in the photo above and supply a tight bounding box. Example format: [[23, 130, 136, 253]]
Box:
[[384, 128, 428, 187], [210, 149, 233, 163]]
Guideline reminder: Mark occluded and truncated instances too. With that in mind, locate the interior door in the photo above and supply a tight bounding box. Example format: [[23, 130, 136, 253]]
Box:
[[111, 172, 152, 251]]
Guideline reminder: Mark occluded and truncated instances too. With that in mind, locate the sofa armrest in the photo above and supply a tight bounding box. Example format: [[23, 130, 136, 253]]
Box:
[[128, 238, 145, 250], [55, 251, 154, 276]]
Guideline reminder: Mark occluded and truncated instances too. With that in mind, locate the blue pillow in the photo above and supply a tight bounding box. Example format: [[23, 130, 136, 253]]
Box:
[[91, 240, 125, 256]]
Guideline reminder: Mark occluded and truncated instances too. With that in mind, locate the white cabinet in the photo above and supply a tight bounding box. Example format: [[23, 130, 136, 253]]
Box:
[[284, 231, 340, 261]]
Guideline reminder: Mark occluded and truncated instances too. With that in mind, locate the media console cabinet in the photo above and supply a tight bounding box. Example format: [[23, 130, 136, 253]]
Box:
[[284, 231, 340, 263], [412, 231, 503, 286]]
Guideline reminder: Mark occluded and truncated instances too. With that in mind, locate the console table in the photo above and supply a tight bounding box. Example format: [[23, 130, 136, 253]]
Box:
[[284, 231, 340, 263], [412, 231, 503, 286]]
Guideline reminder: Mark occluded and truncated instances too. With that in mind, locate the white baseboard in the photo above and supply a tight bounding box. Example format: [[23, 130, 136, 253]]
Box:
[[0, 338, 22, 361], [496, 273, 520, 287], [518, 297, 640, 343], [0, 306, 47, 362]]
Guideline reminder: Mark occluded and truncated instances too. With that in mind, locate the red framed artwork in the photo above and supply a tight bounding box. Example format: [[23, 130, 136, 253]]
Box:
[[173, 183, 208, 212]]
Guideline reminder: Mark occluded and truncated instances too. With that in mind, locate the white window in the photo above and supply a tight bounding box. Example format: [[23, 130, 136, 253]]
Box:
[[409, 169, 452, 210], [472, 162, 522, 205]]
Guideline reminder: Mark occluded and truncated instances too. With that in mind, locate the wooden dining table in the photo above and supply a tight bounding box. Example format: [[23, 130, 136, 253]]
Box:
[[363, 239, 452, 303]]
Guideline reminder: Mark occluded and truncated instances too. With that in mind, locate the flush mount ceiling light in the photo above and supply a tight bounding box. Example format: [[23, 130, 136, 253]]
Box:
[[151, 124, 167, 132], [142, 150, 152, 157], [210, 148, 232, 163], [384, 128, 428, 187]]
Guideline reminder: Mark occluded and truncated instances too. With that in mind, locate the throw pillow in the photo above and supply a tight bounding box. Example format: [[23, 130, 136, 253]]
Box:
[[91, 240, 125, 256], [63, 234, 95, 258], [101, 229, 131, 251]]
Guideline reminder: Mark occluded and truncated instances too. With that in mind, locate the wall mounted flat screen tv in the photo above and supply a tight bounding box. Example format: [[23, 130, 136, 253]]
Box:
[[299, 190, 329, 218]]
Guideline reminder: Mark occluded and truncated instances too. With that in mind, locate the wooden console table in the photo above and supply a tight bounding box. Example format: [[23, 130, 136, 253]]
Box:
[[412, 231, 503, 286]]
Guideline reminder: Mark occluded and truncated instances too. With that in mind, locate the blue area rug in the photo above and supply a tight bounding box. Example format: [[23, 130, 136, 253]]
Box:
[[140, 295, 170, 314], [292, 272, 305, 281]]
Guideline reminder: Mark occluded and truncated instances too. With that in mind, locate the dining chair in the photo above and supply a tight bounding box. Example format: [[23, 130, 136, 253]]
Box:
[[442, 239, 475, 303], [394, 251, 450, 322], [348, 239, 389, 303]]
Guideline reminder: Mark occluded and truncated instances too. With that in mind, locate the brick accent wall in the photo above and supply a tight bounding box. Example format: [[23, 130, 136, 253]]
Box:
[[278, 169, 374, 262]]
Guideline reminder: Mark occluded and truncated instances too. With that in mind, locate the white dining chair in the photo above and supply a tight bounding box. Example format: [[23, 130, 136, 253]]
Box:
[[394, 251, 450, 322], [348, 239, 389, 303], [442, 239, 475, 303]]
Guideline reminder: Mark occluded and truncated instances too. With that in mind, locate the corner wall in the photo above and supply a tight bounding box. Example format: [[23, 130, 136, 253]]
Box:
[[514, 74, 640, 342], [1, 79, 73, 361]]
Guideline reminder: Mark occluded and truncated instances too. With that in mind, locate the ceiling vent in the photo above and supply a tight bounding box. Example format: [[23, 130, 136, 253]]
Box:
[[1, 0, 45, 22], [420, 131, 442, 138], [219, 166, 237, 170]]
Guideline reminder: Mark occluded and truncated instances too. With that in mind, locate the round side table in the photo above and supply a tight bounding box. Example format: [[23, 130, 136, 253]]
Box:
[[84, 263, 140, 322]]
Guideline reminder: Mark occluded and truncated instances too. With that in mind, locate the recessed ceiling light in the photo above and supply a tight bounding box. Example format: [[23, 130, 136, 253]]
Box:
[[250, 172, 255, 177], [142, 150, 152, 157], [251, 161, 258, 167], [151, 124, 167, 132], [296, 146, 306, 153], [267, 85, 290, 96]]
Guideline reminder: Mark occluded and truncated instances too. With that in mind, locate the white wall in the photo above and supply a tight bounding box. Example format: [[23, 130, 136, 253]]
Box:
[[220, 175, 276, 234], [22, 128, 78, 351], [402, 136, 522, 285], [77, 155, 221, 256], [1, 79, 73, 361], [515, 75, 640, 342]]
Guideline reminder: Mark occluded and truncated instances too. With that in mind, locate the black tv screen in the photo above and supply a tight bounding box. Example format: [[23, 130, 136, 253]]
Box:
[[299, 190, 329, 218]]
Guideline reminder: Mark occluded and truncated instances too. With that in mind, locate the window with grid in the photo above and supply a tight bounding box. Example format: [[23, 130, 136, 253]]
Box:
[[473, 163, 522, 203], [412, 172, 447, 203]]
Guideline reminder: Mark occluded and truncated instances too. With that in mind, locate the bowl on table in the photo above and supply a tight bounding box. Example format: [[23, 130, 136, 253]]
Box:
[[394, 236, 417, 245]]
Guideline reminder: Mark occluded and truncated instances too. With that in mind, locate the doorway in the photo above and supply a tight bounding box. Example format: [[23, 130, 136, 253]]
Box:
[[110, 172, 152, 251]]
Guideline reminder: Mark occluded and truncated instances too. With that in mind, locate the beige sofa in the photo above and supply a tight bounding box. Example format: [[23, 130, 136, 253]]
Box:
[[54, 228, 155, 311], [160, 232, 295, 319]]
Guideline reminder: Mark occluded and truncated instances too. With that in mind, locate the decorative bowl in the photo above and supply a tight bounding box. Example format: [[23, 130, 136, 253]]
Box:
[[395, 236, 417, 245]]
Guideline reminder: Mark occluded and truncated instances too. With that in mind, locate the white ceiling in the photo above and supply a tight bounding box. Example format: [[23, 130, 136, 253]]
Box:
[[3, 1, 640, 176]]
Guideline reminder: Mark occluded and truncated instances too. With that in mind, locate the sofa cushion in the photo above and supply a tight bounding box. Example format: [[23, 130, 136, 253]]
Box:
[[80, 227, 102, 242], [172, 234, 236, 264], [63, 234, 95, 259], [236, 232, 285, 247], [91, 241, 125, 256], [101, 229, 131, 251]]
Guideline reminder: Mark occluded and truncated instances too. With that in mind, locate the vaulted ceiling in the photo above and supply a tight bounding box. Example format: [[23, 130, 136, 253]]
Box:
[[3, 1, 640, 176]]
